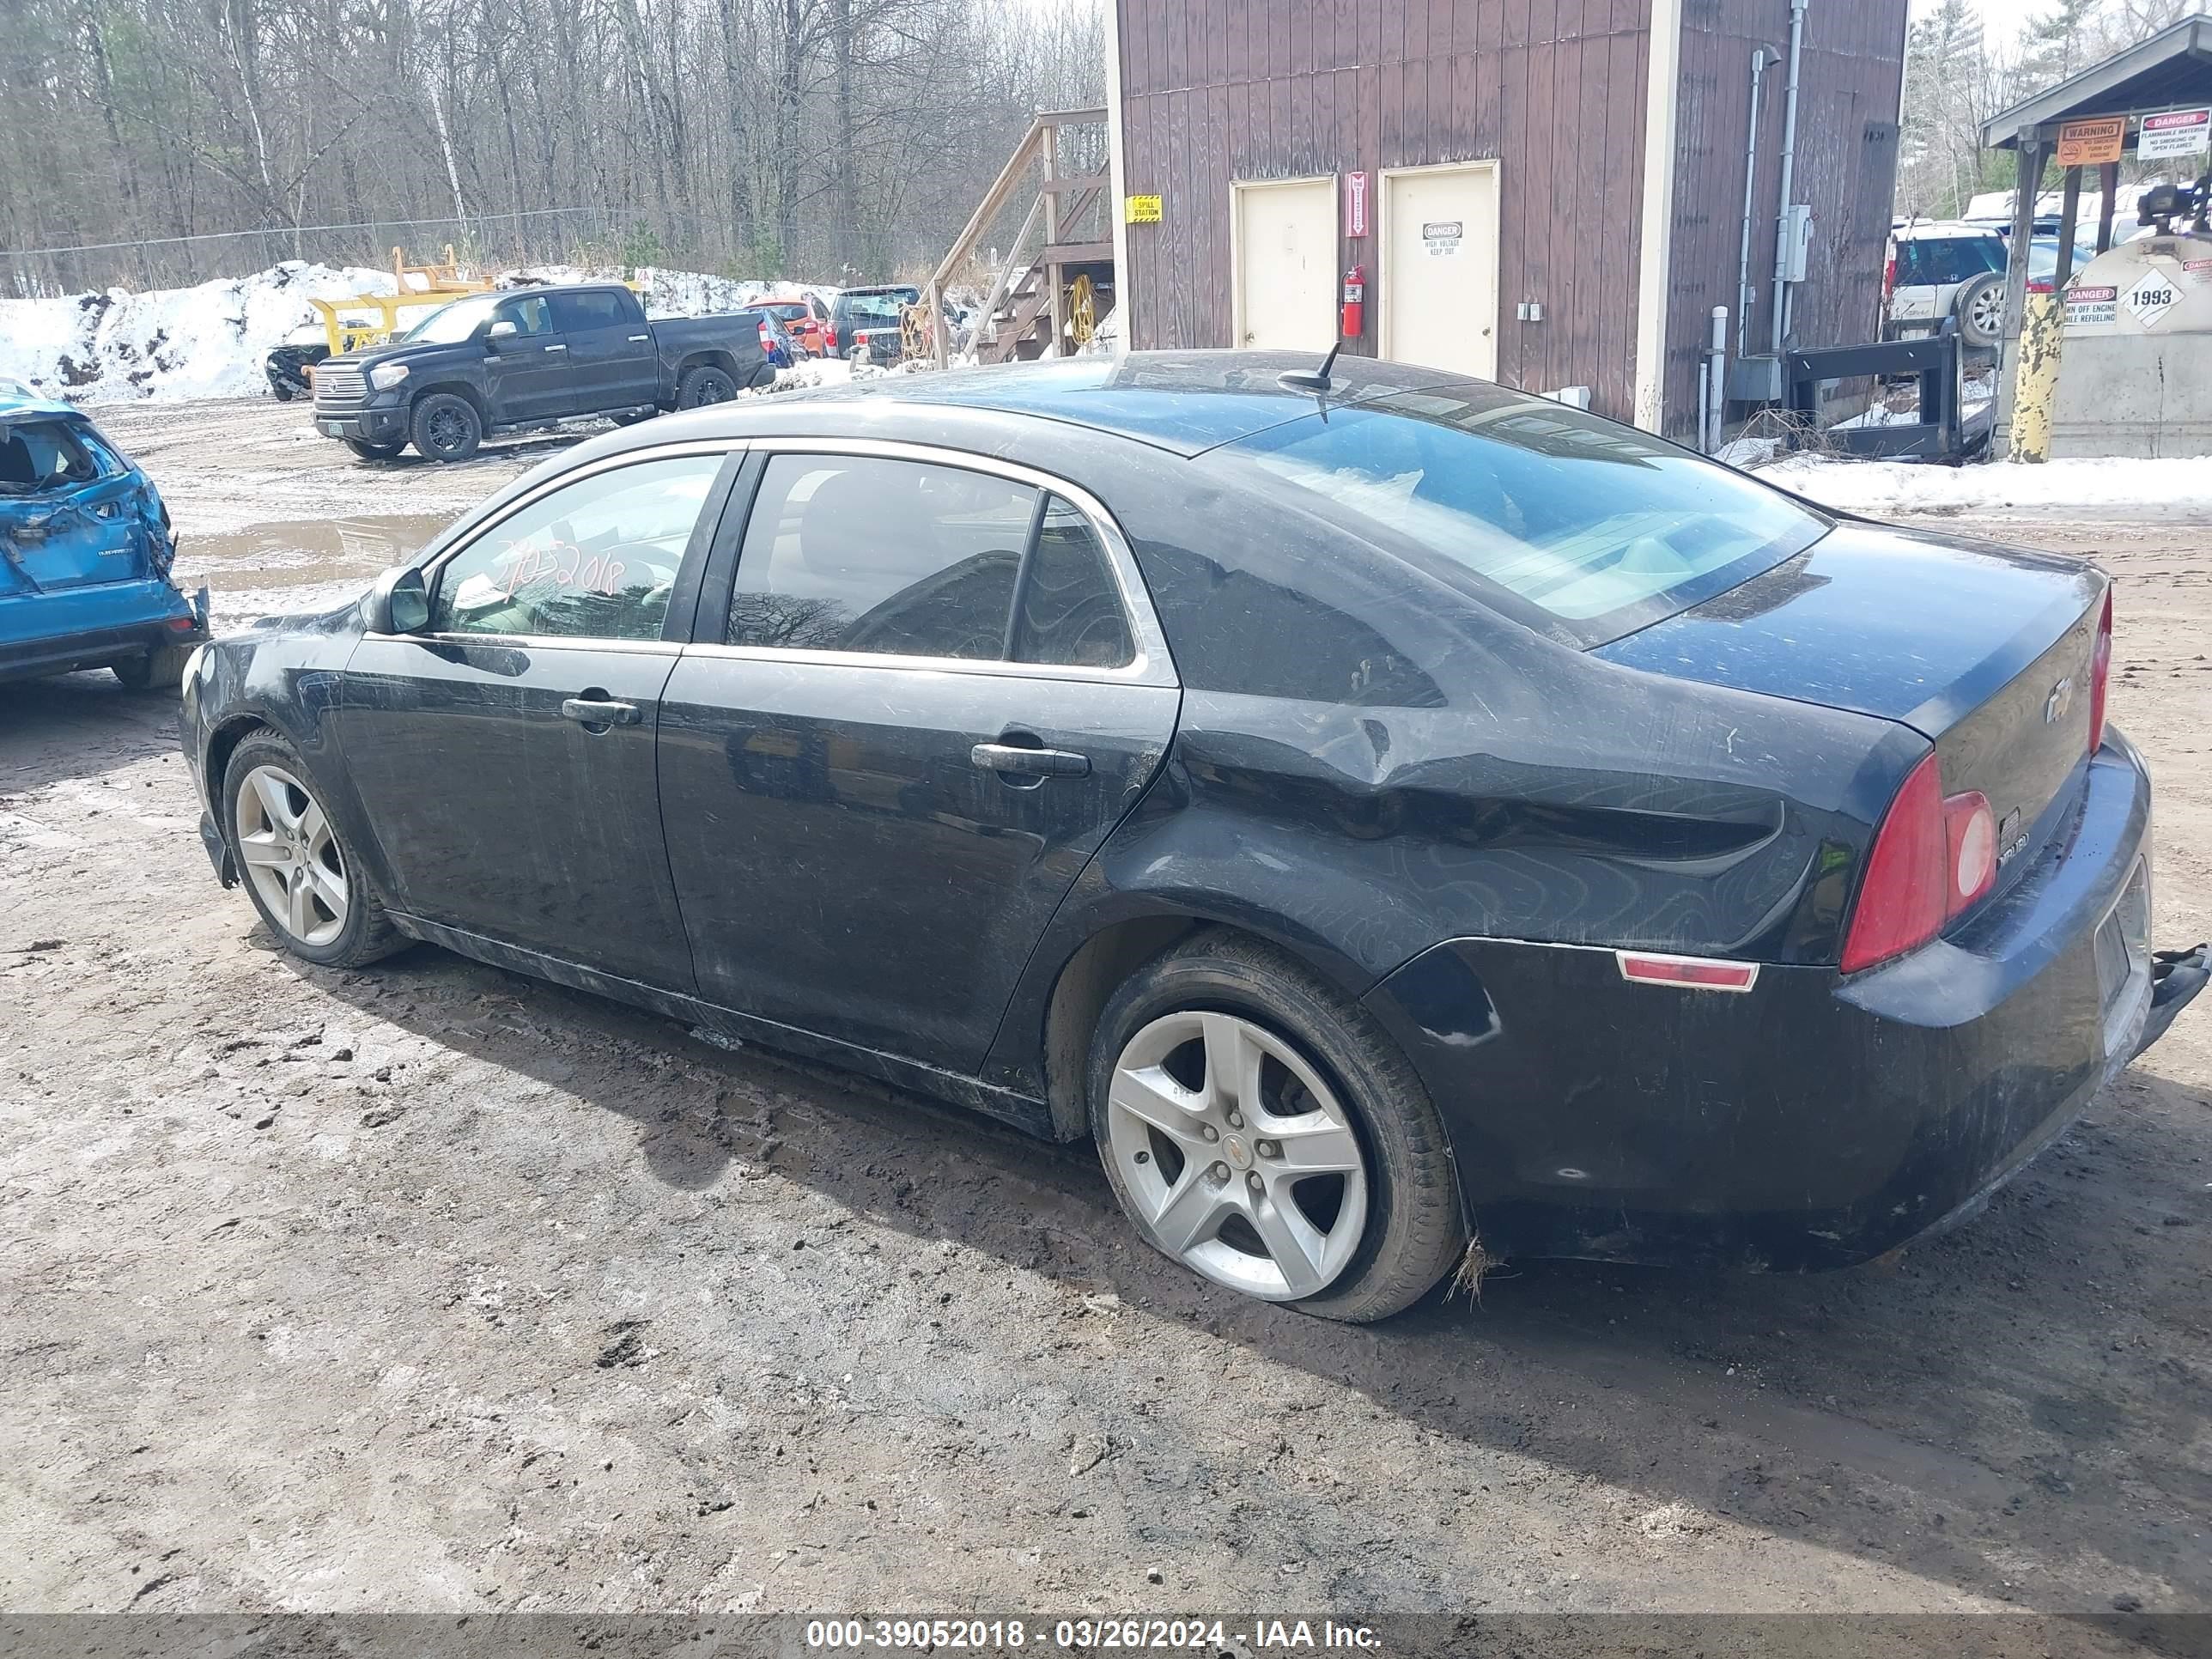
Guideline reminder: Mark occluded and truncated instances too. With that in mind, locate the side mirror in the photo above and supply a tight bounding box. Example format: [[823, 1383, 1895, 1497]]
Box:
[[485, 319, 518, 343], [366, 565, 430, 635]]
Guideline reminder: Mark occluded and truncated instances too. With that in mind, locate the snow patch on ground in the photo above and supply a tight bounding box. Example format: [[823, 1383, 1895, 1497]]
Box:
[[0, 262, 847, 407], [0, 263, 398, 404], [1761, 453, 2212, 514]]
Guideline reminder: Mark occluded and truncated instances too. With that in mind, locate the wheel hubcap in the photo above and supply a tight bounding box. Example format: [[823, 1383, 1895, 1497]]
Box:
[[234, 764, 349, 946], [429, 409, 467, 449], [1106, 1012, 1370, 1301]]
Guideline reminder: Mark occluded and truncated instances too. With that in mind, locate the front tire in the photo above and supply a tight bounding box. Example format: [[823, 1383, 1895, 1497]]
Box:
[[222, 731, 404, 969], [1087, 932, 1468, 1323], [344, 436, 405, 461], [410, 392, 483, 463], [675, 365, 738, 408]]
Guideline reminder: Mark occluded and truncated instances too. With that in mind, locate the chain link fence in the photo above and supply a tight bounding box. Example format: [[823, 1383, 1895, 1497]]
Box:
[[1, 207, 653, 299]]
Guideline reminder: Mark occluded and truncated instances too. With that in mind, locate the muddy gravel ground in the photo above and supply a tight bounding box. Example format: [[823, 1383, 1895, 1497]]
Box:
[[3, 399, 2210, 1637]]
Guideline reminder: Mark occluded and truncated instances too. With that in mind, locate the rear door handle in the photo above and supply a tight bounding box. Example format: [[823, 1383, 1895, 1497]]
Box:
[[543, 343, 568, 352], [561, 696, 641, 726], [628, 333, 650, 342], [971, 742, 1091, 778]]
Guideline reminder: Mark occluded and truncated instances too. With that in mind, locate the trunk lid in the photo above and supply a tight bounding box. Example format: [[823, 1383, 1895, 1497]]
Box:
[[1596, 520, 2106, 866]]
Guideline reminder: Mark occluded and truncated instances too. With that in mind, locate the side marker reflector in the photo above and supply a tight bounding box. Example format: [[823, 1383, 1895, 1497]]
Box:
[[1616, 951, 1759, 993]]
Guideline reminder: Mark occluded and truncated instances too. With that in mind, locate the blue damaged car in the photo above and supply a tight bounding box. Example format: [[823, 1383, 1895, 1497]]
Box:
[[0, 382, 209, 690]]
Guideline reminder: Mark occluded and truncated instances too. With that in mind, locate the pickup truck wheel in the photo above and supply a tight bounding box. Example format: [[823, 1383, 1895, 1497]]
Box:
[[676, 365, 738, 408], [343, 437, 405, 461], [410, 392, 483, 463], [112, 643, 194, 692]]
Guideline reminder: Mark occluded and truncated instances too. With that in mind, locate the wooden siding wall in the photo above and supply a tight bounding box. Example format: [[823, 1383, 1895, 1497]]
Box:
[[1666, 0, 1908, 435], [1117, 0, 1654, 422]]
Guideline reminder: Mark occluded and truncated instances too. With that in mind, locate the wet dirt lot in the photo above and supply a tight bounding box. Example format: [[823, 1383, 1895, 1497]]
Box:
[[3, 398, 2209, 1629]]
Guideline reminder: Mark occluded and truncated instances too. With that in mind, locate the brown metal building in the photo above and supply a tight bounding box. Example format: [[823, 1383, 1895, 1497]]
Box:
[[1103, 0, 1908, 439]]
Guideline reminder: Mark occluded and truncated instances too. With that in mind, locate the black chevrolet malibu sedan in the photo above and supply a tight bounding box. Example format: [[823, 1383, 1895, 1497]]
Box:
[[179, 352, 2208, 1322]]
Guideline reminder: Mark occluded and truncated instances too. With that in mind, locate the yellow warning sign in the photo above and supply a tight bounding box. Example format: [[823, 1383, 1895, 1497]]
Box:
[[1124, 194, 1162, 224]]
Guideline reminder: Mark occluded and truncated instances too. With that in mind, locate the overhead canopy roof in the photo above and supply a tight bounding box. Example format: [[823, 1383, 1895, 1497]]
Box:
[[1982, 15, 2212, 149]]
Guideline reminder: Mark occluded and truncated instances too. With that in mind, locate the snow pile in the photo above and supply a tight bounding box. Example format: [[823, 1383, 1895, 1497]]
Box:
[[0, 262, 398, 404], [1763, 453, 2212, 515], [0, 260, 848, 406]]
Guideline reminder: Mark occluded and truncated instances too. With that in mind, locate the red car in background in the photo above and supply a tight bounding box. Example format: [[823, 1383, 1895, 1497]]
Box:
[[761, 299, 828, 357]]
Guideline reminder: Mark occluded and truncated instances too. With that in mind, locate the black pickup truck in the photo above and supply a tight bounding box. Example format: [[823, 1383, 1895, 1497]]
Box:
[[309, 283, 777, 463]]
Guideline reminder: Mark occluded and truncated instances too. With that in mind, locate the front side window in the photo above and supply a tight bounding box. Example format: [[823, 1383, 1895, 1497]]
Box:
[[1224, 388, 1828, 643], [430, 453, 723, 640], [726, 455, 1134, 668]]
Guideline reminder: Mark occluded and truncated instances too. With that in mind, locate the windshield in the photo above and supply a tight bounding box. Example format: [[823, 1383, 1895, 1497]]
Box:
[[1224, 388, 1829, 643], [2029, 238, 2097, 280], [402, 293, 502, 344]]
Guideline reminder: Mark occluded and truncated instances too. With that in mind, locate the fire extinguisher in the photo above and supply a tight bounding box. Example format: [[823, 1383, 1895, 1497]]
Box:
[[1340, 263, 1367, 337]]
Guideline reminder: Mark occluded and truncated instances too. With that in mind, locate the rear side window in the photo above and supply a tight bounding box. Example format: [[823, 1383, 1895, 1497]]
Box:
[[1014, 498, 1134, 668], [1223, 389, 1827, 643], [726, 454, 1133, 668], [430, 454, 722, 640], [551, 289, 639, 331]]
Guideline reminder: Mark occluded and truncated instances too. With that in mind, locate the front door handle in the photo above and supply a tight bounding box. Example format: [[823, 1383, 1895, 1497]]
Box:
[[561, 696, 641, 727], [543, 343, 568, 352], [971, 742, 1091, 778]]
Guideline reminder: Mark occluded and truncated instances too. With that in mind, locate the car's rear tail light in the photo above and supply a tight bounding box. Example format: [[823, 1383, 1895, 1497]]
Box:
[[2087, 590, 2113, 755], [1841, 754, 1948, 974], [2027, 276, 2053, 295], [824, 325, 838, 349], [1616, 952, 1759, 993], [1884, 253, 1897, 296], [1841, 753, 2004, 974]]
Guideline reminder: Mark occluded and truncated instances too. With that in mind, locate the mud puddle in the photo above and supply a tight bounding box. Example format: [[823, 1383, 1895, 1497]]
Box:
[[176, 513, 452, 596]]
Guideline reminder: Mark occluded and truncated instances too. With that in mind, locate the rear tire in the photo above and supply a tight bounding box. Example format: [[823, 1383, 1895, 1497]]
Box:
[[112, 643, 193, 692], [410, 392, 483, 463], [344, 437, 405, 461], [222, 731, 404, 969], [675, 365, 738, 408], [1087, 931, 1468, 1323]]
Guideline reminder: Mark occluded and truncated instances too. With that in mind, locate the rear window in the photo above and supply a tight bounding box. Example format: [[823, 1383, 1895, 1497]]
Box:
[[0, 420, 106, 495], [838, 291, 914, 323], [1221, 389, 1828, 644]]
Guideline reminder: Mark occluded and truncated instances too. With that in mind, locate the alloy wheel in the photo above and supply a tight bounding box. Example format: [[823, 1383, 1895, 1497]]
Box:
[[1105, 1011, 1370, 1301], [426, 406, 471, 453], [1970, 284, 2004, 337], [234, 763, 349, 946]]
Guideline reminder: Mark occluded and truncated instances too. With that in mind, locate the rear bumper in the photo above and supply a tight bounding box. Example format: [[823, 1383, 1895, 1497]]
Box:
[[0, 580, 208, 683], [1364, 730, 2203, 1270]]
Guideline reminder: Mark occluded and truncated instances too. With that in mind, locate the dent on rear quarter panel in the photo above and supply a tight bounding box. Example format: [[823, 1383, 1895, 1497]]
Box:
[[981, 447, 1927, 1101]]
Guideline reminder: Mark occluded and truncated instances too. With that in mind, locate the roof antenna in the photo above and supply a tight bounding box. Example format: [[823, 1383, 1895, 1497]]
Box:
[[1278, 337, 1345, 393]]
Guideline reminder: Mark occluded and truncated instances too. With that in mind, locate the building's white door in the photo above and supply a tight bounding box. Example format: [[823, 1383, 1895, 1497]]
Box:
[[1380, 163, 1499, 378], [1233, 177, 1338, 352]]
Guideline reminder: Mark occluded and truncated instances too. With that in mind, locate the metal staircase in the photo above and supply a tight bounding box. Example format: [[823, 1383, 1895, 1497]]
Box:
[[927, 107, 1115, 366]]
